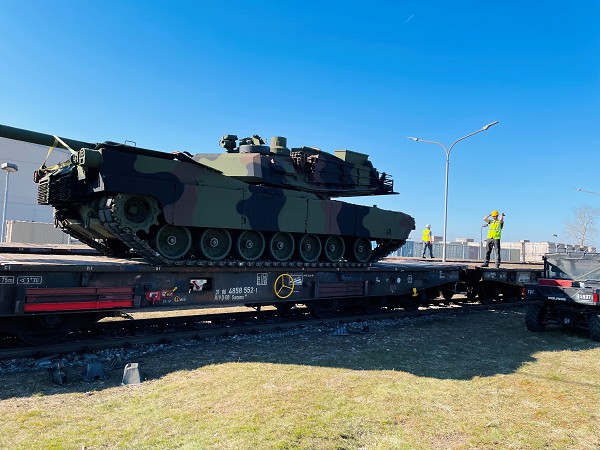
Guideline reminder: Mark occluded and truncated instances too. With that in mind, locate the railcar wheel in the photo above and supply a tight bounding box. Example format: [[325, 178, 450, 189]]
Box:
[[466, 284, 478, 301], [236, 230, 265, 261], [198, 228, 232, 261], [297, 234, 321, 263], [153, 224, 192, 260], [507, 286, 524, 301], [15, 315, 70, 345], [363, 299, 382, 314], [110, 194, 160, 233], [525, 302, 548, 332], [479, 284, 500, 305], [19, 330, 70, 346], [323, 235, 345, 262], [269, 232, 295, 262], [440, 286, 454, 302], [401, 297, 420, 312], [275, 301, 295, 312], [309, 299, 338, 319], [347, 237, 372, 263]]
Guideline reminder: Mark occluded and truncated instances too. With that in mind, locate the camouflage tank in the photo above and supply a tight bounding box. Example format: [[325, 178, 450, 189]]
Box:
[[0, 124, 415, 266]]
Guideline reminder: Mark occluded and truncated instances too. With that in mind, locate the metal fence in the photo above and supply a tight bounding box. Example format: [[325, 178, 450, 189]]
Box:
[[397, 241, 519, 261]]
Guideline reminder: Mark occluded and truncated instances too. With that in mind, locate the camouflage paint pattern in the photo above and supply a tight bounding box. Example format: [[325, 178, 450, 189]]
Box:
[[1, 124, 415, 263]]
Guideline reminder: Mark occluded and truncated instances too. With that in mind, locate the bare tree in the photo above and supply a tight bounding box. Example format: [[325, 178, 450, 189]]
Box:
[[564, 205, 600, 247]]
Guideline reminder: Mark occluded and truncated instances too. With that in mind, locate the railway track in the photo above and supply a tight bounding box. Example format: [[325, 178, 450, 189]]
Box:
[[0, 299, 528, 363]]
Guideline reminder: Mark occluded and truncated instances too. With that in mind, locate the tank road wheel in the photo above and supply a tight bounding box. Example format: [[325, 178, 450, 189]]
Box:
[[153, 224, 192, 260], [347, 237, 372, 263], [323, 235, 345, 262], [269, 232, 295, 262], [236, 230, 265, 261], [198, 228, 232, 261], [111, 194, 160, 233], [297, 234, 322, 263]]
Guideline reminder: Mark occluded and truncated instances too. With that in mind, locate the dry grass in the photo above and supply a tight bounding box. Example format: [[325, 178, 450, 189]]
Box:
[[0, 309, 599, 449]]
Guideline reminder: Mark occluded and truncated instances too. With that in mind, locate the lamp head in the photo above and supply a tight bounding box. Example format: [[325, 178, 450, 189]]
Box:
[[406, 137, 419, 142], [481, 121, 499, 131], [1, 162, 18, 173]]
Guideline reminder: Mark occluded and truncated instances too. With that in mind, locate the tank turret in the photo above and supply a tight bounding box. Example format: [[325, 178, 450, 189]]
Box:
[[1, 124, 415, 266], [193, 135, 394, 198]]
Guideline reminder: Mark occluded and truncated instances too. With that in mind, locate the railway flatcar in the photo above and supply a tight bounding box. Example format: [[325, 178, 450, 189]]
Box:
[[0, 246, 542, 345]]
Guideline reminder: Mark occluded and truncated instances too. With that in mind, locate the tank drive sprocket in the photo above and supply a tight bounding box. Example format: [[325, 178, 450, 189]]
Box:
[[108, 194, 160, 234]]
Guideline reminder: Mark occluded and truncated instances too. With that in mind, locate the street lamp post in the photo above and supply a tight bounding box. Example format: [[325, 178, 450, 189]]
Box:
[[1, 162, 19, 243], [407, 121, 499, 262]]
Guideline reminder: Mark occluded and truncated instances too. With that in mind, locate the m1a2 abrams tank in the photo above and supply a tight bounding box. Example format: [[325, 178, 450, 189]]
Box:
[[0, 124, 415, 266]]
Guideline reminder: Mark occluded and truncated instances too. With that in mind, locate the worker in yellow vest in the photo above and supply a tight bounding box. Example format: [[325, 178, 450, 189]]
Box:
[[481, 210, 505, 268], [421, 224, 434, 258]]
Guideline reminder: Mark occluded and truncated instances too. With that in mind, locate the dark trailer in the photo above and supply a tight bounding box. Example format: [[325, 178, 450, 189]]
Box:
[[524, 252, 600, 341], [0, 249, 464, 344]]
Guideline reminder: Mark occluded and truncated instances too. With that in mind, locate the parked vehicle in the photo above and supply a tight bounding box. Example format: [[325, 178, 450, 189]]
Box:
[[524, 252, 600, 341]]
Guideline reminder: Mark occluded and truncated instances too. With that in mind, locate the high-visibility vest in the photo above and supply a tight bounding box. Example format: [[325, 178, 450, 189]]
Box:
[[422, 229, 431, 242], [487, 220, 502, 239]]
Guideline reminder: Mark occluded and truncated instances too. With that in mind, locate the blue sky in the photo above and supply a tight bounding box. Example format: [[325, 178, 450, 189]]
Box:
[[1, 1, 599, 246]]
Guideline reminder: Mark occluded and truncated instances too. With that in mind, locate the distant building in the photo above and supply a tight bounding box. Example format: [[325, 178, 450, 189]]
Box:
[[0, 137, 68, 225], [5, 220, 75, 245], [501, 240, 595, 262]]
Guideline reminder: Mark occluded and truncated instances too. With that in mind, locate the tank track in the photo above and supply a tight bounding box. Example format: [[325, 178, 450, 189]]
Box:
[[59, 197, 404, 268], [56, 219, 130, 257], [371, 240, 405, 263]]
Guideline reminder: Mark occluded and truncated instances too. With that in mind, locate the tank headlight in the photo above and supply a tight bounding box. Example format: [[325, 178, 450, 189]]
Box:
[[75, 148, 103, 169]]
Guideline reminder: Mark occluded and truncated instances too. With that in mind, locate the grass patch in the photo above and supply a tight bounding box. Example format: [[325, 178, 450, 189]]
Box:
[[0, 310, 599, 449]]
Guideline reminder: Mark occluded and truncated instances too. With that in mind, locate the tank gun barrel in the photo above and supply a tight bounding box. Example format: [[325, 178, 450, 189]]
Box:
[[0, 124, 94, 152]]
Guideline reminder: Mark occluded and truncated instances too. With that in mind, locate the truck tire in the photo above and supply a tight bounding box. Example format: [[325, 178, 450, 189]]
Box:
[[526, 303, 547, 332], [589, 313, 600, 342]]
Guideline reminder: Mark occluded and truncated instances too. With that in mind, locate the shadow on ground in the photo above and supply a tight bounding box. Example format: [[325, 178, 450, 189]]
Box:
[[1, 309, 599, 398]]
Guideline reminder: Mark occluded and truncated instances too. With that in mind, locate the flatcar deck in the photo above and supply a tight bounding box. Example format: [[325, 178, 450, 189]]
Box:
[[385, 256, 543, 271]]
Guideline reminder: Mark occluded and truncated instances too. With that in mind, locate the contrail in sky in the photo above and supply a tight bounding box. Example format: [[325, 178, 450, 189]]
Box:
[[401, 14, 414, 27]]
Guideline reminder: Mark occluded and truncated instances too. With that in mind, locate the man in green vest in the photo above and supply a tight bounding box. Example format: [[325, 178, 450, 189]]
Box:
[[421, 224, 434, 258], [481, 210, 505, 268]]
